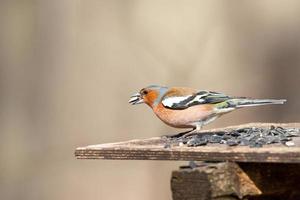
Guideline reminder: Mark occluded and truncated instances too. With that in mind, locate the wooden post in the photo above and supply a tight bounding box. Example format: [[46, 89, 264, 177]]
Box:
[[171, 162, 261, 200], [171, 162, 300, 200]]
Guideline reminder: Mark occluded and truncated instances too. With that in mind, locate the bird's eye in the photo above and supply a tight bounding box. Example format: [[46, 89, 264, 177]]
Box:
[[142, 90, 148, 95]]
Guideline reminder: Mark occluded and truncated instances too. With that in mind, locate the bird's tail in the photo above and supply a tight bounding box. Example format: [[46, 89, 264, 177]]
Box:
[[230, 98, 287, 108]]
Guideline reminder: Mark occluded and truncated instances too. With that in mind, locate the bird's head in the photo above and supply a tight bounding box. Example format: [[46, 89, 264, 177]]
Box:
[[129, 85, 168, 107]]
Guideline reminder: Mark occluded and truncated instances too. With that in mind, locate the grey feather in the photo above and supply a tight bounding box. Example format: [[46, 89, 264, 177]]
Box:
[[232, 99, 287, 108]]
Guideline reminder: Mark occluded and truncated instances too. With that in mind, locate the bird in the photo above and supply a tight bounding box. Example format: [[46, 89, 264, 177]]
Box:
[[129, 85, 286, 137]]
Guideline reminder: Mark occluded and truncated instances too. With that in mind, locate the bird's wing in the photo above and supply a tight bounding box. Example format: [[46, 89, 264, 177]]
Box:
[[161, 90, 232, 110]]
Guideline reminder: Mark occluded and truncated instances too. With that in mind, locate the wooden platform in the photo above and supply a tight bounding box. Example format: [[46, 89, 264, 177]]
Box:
[[75, 123, 300, 163]]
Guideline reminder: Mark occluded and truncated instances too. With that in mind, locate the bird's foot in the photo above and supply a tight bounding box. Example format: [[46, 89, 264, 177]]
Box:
[[179, 128, 202, 138], [162, 130, 193, 139]]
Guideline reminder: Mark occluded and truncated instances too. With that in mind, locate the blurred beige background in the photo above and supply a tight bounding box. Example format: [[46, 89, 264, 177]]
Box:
[[1, 1, 300, 200]]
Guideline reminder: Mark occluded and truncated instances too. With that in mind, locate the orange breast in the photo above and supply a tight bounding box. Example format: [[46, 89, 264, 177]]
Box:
[[153, 103, 214, 128]]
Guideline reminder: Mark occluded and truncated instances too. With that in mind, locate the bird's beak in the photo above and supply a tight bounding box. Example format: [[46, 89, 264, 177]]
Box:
[[129, 93, 144, 105]]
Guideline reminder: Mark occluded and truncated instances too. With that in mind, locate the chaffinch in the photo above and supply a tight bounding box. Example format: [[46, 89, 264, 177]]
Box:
[[129, 85, 286, 136]]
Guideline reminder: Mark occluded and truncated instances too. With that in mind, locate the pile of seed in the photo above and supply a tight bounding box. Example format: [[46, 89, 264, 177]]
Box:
[[168, 126, 299, 148]]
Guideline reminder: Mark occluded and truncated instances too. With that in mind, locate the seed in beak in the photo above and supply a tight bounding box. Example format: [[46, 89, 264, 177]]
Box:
[[129, 93, 144, 105]]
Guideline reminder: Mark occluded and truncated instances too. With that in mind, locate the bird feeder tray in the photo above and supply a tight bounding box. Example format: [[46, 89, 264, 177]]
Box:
[[75, 123, 300, 163]]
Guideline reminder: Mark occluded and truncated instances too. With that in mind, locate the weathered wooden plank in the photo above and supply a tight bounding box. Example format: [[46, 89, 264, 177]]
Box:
[[75, 123, 300, 163], [171, 162, 300, 200], [171, 162, 262, 200]]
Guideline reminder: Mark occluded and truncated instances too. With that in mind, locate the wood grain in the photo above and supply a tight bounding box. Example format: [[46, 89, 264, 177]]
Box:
[[172, 162, 300, 200], [75, 123, 300, 163], [171, 162, 262, 200]]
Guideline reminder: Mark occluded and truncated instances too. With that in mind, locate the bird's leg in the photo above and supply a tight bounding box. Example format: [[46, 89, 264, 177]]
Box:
[[164, 129, 194, 139], [163, 123, 205, 139], [180, 124, 203, 138], [164, 125, 202, 139]]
